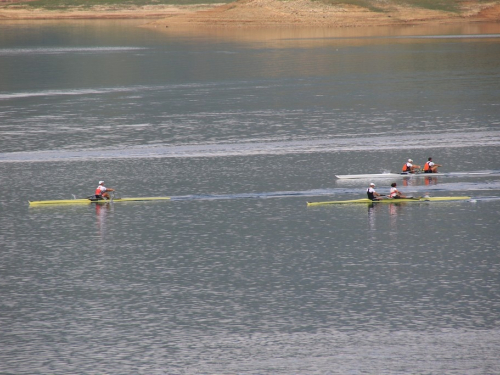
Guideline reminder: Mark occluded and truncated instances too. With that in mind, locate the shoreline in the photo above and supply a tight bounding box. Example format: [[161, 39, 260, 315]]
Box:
[[1, 0, 499, 28]]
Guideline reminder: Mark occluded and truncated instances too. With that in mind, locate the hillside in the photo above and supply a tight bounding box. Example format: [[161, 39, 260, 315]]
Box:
[[1, 0, 499, 27], [153, 0, 500, 27]]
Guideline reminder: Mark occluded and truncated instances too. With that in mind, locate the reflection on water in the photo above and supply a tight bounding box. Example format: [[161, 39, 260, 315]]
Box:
[[367, 201, 408, 238], [95, 203, 113, 240], [401, 175, 438, 187], [149, 22, 500, 45]]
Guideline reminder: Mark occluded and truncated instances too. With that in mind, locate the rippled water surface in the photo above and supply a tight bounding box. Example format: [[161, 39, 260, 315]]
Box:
[[1, 20, 500, 374]]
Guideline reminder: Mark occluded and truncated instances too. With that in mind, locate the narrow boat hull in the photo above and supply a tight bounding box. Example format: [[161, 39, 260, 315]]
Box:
[[307, 196, 471, 206], [335, 170, 496, 179], [336, 173, 404, 179], [29, 196, 171, 206]]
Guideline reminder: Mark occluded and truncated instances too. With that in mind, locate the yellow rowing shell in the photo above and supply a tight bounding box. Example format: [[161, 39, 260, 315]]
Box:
[[29, 196, 171, 206], [307, 196, 471, 207]]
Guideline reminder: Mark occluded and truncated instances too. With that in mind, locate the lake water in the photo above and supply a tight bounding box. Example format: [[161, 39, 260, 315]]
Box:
[[1, 19, 500, 374]]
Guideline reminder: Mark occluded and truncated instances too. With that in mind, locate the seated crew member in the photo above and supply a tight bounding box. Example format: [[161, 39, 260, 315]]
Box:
[[367, 183, 383, 201], [95, 180, 115, 199], [423, 157, 442, 173], [402, 159, 421, 173], [389, 182, 407, 199]]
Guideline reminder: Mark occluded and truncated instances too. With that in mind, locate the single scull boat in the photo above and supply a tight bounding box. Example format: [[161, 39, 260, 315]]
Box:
[[29, 196, 171, 206], [307, 196, 471, 206]]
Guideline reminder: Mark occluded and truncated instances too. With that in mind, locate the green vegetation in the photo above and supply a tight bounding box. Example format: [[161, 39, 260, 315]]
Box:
[[398, 0, 460, 12], [315, 0, 487, 13]]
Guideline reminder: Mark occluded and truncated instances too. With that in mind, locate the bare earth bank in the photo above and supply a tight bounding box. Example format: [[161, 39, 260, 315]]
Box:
[[0, 4, 221, 20], [151, 0, 500, 28], [1, 0, 499, 28]]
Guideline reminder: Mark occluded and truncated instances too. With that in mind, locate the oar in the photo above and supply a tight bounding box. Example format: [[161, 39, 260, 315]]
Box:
[[107, 191, 122, 201]]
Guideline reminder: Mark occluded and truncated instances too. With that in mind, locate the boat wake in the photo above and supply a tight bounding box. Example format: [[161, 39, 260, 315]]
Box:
[[0, 47, 147, 57], [169, 180, 500, 202], [1, 131, 500, 163]]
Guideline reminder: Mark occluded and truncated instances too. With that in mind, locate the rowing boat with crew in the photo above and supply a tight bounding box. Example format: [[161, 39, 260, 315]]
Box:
[[307, 196, 471, 206], [29, 196, 171, 206], [29, 179, 171, 206]]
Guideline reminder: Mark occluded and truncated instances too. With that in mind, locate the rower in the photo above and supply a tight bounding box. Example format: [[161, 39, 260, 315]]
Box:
[[389, 182, 407, 199], [367, 183, 383, 201], [423, 157, 442, 173], [402, 158, 421, 173], [95, 180, 115, 200]]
